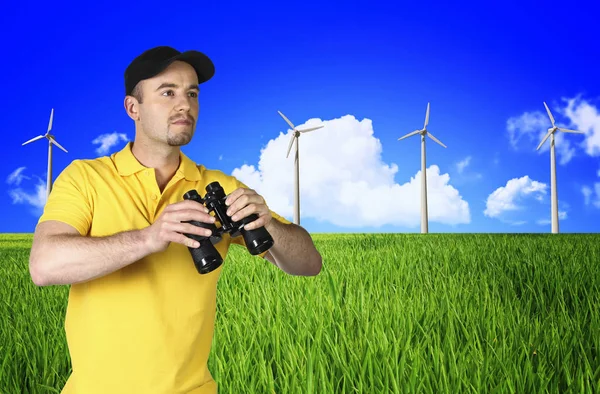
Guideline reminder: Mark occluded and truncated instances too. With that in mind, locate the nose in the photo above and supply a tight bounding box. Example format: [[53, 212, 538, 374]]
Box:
[[175, 95, 192, 112]]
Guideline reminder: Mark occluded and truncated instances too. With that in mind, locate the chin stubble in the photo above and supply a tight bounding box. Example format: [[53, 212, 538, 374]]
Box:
[[167, 127, 194, 146]]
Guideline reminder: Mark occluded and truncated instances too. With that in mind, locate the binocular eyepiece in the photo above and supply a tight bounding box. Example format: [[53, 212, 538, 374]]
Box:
[[182, 181, 275, 274]]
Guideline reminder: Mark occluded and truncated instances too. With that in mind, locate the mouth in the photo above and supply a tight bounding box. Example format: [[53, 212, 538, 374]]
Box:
[[171, 115, 194, 125]]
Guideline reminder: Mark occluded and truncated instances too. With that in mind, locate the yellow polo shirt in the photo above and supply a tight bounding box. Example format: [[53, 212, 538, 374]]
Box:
[[37, 142, 290, 394]]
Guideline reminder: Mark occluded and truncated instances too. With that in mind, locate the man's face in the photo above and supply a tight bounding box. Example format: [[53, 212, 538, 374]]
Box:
[[136, 61, 200, 146]]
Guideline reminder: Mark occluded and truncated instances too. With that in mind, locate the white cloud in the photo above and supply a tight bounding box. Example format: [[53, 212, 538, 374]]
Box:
[[6, 167, 30, 186], [558, 96, 600, 212], [506, 111, 549, 149], [456, 156, 471, 174], [582, 186, 592, 205], [507, 97, 600, 166], [6, 168, 47, 215], [536, 211, 568, 226], [582, 184, 600, 208], [561, 96, 600, 157], [92, 132, 129, 155], [231, 114, 470, 229], [506, 109, 576, 165], [484, 175, 548, 223], [453, 156, 482, 184]]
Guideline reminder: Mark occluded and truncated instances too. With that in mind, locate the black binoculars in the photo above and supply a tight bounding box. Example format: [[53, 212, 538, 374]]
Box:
[[182, 181, 274, 274]]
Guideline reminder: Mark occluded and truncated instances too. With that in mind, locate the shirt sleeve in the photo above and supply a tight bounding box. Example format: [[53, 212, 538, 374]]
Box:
[[226, 177, 292, 258], [37, 160, 93, 236]]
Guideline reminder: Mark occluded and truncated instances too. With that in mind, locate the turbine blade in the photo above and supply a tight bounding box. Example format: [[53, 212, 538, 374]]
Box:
[[22, 135, 45, 145], [543, 102, 556, 127], [558, 127, 585, 134], [398, 130, 421, 141], [298, 125, 324, 133], [278, 111, 296, 130], [48, 108, 54, 133], [50, 138, 68, 153], [427, 132, 447, 148], [286, 135, 296, 158], [536, 129, 552, 150], [424, 102, 430, 129]]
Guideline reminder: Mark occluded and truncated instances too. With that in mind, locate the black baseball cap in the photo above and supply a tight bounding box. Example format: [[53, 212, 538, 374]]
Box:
[[124, 46, 215, 96]]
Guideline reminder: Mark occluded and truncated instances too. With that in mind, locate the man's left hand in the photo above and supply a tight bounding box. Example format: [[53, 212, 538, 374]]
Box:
[[224, 187, 272, 231]]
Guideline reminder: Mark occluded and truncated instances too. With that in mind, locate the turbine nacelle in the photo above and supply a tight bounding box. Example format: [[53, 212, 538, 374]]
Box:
[[536, 102, 585, 151], [278, 110, 324, 159], [397, 103, 447, 148]]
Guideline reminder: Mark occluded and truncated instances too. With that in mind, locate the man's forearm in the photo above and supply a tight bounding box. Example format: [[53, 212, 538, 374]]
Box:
[[264, 219, 322, 276], [30, 229, 151, 286]]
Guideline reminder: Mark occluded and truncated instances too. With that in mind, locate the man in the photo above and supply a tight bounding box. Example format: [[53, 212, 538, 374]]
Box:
[[28, 45, 322, 394]]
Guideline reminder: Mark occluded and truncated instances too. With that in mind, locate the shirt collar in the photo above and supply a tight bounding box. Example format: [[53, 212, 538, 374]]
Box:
[[113, 142, 202, 181]]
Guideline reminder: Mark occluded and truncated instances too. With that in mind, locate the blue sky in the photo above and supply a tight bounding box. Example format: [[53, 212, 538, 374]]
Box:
[[2, 1, 600, 234]]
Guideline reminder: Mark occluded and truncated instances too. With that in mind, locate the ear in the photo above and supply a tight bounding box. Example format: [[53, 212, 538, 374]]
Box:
[[124, 95, 140, 121]]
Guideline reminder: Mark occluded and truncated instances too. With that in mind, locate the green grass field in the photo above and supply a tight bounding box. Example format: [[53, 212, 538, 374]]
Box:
[[1, 232, 599, 393]]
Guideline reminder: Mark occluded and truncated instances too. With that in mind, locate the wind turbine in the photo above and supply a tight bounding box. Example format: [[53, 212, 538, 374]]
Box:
[[397, 102, 447, 234], [277, 110, 324, 225], [536, 101, 585, 234], [22, 108, 68, 202]]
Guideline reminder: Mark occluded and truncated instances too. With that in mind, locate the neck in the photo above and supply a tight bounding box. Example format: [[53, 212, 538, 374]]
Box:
[[130, 137, 181, 192]]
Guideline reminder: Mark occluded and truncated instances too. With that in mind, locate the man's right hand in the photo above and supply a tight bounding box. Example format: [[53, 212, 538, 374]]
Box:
[[142, 200, 216, 254]]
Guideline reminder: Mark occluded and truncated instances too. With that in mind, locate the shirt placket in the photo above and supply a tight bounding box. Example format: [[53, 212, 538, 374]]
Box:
[[141, 168, 163, 222], [150, 170, 188, 221]]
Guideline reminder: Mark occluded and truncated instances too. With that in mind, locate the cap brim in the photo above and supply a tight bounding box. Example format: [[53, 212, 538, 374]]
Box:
[[162, 50, 215, 84]]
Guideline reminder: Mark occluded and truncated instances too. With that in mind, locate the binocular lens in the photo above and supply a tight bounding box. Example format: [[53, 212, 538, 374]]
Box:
[[244, 230, 274, 255], [196, 255, 223, 275], [189, 243, 223, 274], [183, 182, 274, 275]]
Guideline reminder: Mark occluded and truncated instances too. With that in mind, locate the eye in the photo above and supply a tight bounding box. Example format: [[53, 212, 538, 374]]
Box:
[[162, 90, 174, 96], [189, 92, 198, 98]]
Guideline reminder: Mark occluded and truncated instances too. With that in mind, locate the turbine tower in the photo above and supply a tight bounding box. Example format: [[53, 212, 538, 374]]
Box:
[[398, 102, 447, 234], [22, 108, 69, 202], [277, 110, 324, 225], [536, 101, 585, 234]]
